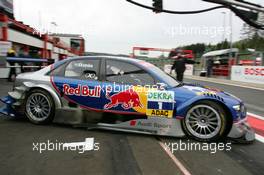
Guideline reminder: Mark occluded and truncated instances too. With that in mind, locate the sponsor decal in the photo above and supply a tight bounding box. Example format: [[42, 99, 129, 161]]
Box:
[[147, 91, 174, 102], [146, 91, 175, 118], [130, 120, 172, 129], [245, 67, 264, 76], [147, 109, 173, 118], [84, 73, 98, 80], [104, 88, 143, 110], [63, 84, 101, 97], [130, 120, 137, 126], [74, 62, 94, 69], [196, 91, 217, 96]]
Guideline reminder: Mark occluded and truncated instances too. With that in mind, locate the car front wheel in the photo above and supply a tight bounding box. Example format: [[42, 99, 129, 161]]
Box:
[[183, 101, 227, 142], [25, 89, 55, 124]]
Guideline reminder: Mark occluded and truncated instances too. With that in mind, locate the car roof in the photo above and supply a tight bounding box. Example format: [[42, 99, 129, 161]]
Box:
[[66, 55, 143, 64]]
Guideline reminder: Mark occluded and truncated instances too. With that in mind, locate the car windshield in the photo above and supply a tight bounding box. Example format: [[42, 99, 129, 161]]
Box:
[[146, 65, 180, 88]]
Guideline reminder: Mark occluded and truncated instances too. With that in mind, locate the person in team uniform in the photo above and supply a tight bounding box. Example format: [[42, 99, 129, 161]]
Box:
[[7, 48, 16, 82], [169, 49, 198, 82]]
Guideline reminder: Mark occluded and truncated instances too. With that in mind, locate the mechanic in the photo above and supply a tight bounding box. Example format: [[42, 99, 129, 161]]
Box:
[[206, 57, 214, 77], [7, 48, 17, 82], [169, 49, 198, 82]]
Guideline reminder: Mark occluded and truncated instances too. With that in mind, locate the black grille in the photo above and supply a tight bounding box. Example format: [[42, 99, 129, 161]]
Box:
[[203, 92, 224, 102]]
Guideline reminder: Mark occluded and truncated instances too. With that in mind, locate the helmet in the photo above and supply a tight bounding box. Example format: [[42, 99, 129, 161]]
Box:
[[8, 48, 15, 54]]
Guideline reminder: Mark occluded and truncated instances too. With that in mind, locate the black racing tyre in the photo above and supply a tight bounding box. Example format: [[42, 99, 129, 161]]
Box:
[[25, 89, 55, 124], [182, 100, 228, 142]]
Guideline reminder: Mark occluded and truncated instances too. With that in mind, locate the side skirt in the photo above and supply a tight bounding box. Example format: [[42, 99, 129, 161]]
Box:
[[74, 117, 186, 137]]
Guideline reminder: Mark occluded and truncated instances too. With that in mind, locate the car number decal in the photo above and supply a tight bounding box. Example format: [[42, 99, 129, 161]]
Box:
[[146, 91, 175, 118]]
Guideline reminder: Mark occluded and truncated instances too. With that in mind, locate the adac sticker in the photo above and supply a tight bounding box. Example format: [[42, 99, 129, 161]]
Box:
[[146, 91, 175, 118]]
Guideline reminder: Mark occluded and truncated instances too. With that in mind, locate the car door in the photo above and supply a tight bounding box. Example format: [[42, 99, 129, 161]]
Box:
[[101, 59, 157, 115], [51, 58, 104, 110]]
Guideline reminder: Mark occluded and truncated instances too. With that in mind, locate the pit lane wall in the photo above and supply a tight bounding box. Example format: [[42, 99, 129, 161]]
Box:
[[231, 66, 264, 85]]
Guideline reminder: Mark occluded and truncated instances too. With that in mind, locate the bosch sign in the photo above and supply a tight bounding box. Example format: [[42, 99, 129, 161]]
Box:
[[231, 66, 264, 84], [244, 67, 264, 76]]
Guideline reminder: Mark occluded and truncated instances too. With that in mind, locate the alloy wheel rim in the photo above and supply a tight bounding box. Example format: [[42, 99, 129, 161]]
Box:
[[26, 93, 51, 121], [185, 105, 221, 139]]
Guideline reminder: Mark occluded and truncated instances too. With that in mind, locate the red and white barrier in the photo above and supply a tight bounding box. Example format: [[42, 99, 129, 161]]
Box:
[[247, 112, 264, 142]]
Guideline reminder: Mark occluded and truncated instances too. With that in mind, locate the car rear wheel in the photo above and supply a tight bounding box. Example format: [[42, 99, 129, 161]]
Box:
[[183, 101, 227, 142], [25, 89, 55, 124]]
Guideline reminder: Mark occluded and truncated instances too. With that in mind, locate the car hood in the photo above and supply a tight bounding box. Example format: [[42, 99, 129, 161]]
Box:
[[169, 83, 242, 105]]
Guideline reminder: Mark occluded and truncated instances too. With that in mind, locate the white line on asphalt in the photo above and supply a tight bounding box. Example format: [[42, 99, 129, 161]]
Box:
[[246, 104, 264, 113], [256, 134, 264, 143], [247, 112, 264, 121], [185, 77, 264, 91], [159, 141, 192, 175]]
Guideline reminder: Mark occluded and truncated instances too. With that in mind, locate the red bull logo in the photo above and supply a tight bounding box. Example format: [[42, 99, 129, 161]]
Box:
[[63, 84, 101, 98], [104, 89, 143, 110]]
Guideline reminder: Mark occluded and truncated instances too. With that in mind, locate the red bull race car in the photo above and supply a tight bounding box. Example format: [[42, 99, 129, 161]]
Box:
[[0, 56, 255, 142]]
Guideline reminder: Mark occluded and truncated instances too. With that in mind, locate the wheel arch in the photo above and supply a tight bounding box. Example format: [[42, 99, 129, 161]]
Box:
[[27, 85, 62, 109], [185, 99, 233, 136]]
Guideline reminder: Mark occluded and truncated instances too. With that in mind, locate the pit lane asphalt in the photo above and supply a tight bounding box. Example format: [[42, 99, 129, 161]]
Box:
[[0, 80, 180, 175], [0, 80, 264, 175]]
